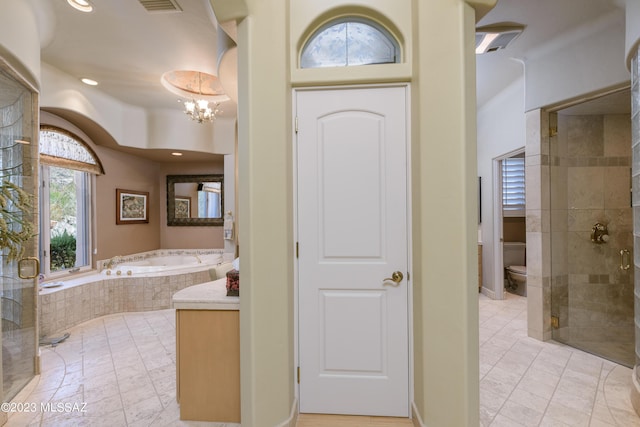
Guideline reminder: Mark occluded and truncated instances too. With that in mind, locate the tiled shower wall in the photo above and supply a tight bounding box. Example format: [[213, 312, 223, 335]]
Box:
[[551, 113, 633, 364], [525, 110, 551, 341]]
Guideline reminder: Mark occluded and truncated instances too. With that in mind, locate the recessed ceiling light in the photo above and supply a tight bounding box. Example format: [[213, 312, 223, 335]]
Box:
[[67, 0, 93, 12], [171, 152, 183, 156], [81, 78, 98, 86]]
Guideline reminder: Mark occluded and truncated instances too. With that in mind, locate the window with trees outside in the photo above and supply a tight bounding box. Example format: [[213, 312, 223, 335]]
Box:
[[39, 126, 103, 277]]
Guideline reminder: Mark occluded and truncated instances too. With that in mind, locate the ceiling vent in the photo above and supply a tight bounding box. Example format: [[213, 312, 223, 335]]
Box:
[[475, 24, 524, 54], [138, 0, 182, 13]]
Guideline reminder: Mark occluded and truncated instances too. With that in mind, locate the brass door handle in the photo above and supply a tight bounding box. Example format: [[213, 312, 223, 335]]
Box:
[[383, 271, 404, 286]]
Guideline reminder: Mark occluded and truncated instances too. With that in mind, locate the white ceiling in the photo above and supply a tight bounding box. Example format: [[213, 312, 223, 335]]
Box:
[[476, 0, 625, 109], [29, 0, 630, 152], [35, 0, 226, 111]]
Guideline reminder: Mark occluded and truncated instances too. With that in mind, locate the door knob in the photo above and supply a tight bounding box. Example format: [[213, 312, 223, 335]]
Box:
[[383, 271, 404, 286]]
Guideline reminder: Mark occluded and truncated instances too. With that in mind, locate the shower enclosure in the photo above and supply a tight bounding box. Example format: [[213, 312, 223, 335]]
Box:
[[0, 59, 39, 416], [549, 93, 635, 367]]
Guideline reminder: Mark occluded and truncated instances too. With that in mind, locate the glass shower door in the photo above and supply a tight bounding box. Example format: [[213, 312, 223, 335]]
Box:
[[0, 63, 39, 405], [549, 106, 635, 367]]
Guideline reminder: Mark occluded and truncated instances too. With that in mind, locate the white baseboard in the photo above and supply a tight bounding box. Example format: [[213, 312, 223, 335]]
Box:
[[480, 287, 496, 299], [631, 367, 640, 417], [411, 402, 426, 427], [275, 397, 298, 427]]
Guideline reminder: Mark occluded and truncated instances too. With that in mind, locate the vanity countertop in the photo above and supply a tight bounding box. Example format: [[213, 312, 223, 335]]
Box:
[[172, 278, 239, 310]]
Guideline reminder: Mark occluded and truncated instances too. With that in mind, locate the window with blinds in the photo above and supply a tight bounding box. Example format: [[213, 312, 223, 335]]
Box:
[[502, 157, 525, 216]]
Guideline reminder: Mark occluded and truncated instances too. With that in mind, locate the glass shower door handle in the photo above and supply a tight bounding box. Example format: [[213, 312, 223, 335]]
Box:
[[620, 249, 631, 271], [18, 257, 40, 279]]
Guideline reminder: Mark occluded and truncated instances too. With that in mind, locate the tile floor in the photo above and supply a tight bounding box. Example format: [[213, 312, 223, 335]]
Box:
[[4, 293, 640, 426], [479, 293, 640, 427], [5, 309, 239, 427], [295, 414, 413, 426]]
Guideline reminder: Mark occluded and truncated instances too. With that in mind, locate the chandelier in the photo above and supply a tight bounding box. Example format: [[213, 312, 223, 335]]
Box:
[[184, 99, 221, 123], [182, 72, 222, 123]]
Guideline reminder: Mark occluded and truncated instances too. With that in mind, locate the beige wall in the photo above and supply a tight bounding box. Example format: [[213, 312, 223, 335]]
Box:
[[6, 1, 490, 424], [40, 112, 161, 261], [503, 217, 526, 242], [94, 146, 161, 259], [225, 0, 486, 425], [42, 112, 226, 262], [412, 3, 480, 425]]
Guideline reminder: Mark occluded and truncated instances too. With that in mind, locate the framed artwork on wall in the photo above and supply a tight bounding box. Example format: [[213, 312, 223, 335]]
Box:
[[116, 189, 149, 224], [174, 196, 191, 218]]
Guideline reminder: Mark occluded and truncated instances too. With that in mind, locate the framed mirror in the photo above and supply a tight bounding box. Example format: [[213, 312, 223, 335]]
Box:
[[167, 174, 224, 226]]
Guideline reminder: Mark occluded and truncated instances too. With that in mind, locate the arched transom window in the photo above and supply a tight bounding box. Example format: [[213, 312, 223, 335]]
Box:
[[301, 18, 400, 68], [39, 126, 103, 175]]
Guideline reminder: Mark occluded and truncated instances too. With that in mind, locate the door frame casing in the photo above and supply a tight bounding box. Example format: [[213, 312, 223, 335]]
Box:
[[492, 147, 525, 301], [292, 83, 414, 416]]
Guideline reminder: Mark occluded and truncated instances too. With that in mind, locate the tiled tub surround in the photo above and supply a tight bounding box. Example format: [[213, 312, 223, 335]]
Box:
[[39, 249, 228, 338], [95, 249, 228, 272]]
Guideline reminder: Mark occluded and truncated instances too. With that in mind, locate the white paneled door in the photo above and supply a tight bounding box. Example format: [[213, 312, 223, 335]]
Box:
[[296, 86, 409, 416]]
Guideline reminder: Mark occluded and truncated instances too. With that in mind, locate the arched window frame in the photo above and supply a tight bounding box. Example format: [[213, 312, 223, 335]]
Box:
[[39, 125, 105, 175], [38, 125, 102, 278], [300, 16, 401, 69]]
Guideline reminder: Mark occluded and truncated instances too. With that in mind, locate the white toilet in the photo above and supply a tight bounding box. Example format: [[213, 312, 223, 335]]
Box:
[[503, 242, 527, 296]]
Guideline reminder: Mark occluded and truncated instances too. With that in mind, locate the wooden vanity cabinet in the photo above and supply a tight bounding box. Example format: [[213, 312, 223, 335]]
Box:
[[176, 309, 240, 422]]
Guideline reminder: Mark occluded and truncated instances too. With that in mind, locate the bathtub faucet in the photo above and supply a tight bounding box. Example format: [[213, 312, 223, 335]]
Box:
[[106, 255, 121, 270], [193, 254, 202, 264]]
